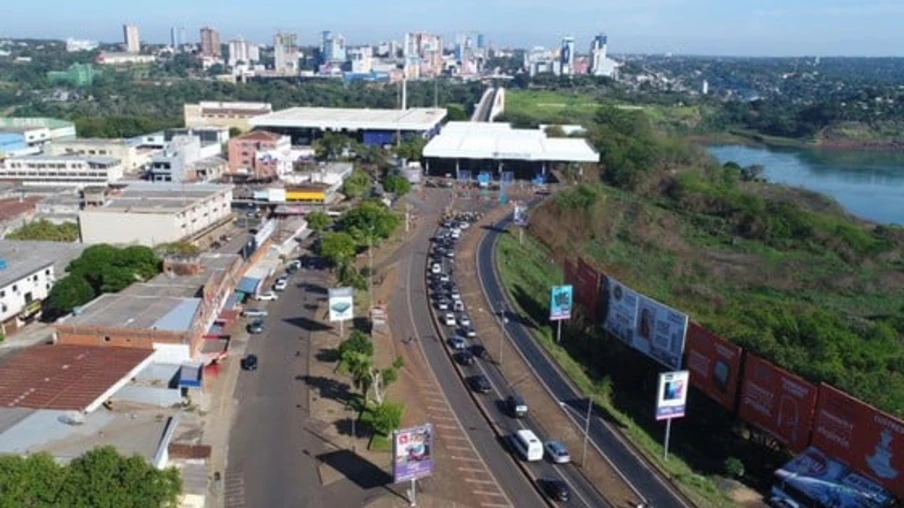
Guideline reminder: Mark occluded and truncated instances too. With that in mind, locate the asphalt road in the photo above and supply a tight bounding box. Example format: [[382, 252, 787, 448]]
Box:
[[404, 215, 549, 508], [476, 214, 691, 508]]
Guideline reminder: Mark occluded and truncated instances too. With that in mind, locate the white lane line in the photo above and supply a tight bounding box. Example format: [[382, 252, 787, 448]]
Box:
[[480, 503, 513, 508], [458, 467, 484, 473], [465, 479, 495, 485], [446, 445, 472, 451], [429, 414, 456, 421], [473, 490, 507, 498], [451, 455, 482, 462], [426, 405, 449, 411], [442, 434, 468, 440], [434, 423, 457, 429]]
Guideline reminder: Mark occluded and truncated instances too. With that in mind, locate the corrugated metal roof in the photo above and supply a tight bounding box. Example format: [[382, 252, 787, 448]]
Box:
[[236, 276, 260, 294], [424, 122, 599, 163], [152, 298, 201, 332]]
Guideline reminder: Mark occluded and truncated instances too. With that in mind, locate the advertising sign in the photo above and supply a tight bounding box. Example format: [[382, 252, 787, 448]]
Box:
[[737, 354, 817, 453], [327, 287, 354, 322], [574, 259, 601, 322], [656, 371, 690, 420], [392, 424, 434, 483], [513, 202, 528, 227], [501, 171, 514, 185], [602, 275, 640, 344], [458, 170, 472, 182], [477, 172, 491, 187], [773, 447, 894, 508], [811, 384, 904, 499], [549, 285, 573, 321], [634, 295, 688, 371], [684, 323, 743, 412]]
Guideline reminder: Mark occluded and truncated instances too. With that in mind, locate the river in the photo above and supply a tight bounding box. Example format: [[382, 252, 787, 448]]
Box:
[[707, 145, 904, 225]]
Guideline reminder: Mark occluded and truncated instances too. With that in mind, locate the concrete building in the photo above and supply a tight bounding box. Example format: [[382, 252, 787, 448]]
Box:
[[228, 37, 258, 67], [226, 131, 291, 180], [589, 34, 619, 78], [0, 154, 123, 187], [273, 32, 299, 75], [559, 36, 576, 76], [55, 252, 243, 361], [200, 27, 221, 58], [0, 132, 34, 158], [0, 240, 86, 335], [123, 24, 140, 54], [348, 46, 373, 74], [321, 31, 346, 63], [65, 38, 99, 52], [148, 135, 202, 183], [78, 183, 233, 247], [47, 138, 151, 173], [96, 52, 157, 65], [183, 101, 272, 132], [0, 117, 76, 146], [405, 32, 443, 79]]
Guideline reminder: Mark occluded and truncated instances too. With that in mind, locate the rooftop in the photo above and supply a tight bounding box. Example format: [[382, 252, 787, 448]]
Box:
[[0, 345, 153, 411], [0, 196, 41, 221], [250, 107, 448, 132], [423, 122, 600, 163], [50, 138, 131, 147], [234, 130, 284, 143], [63, 293, 201, 332], [0, 117, 74, 130], [10, 153, 120, 165], [0, 239, 87, 288], [85, 182, 232, 214]]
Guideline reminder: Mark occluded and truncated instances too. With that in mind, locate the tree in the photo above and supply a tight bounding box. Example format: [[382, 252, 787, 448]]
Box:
[[370, 357, 404, 405], [392, 136, 427, 161], [544, 125, 568, 138], [318, 231, 357, 267], [367, 401, 405, 436], [44, 275, 95, 320], [382, 173, 412, 196], [339, 200, 401, 245], [337, 329, 374, 363], [314, 132, 355, 161], [67, 244, 160, 294], [305, 211, 332, 233], [445, 103, 468, 121], [342, 169, 371, 199], [740, 164, 765, 182], [0, 452, 65, 506], [7, 220, 80, 242], [228, 126, 243, 138], [156, 241, 201, 257]]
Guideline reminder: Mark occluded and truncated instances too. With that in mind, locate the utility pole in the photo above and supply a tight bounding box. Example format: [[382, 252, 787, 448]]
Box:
[[581, 396, 592, 467]]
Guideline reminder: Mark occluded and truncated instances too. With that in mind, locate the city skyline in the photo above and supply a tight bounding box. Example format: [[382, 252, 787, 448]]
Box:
[[5, 0, 904, 56]]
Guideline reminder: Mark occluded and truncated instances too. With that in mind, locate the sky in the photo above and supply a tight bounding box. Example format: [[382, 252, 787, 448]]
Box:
[[4, 0, 904, 56]]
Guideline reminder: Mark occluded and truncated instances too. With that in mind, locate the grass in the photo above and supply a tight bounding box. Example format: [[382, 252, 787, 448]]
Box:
[[505, 89, 600, 119], [495, 228, 732, 508]]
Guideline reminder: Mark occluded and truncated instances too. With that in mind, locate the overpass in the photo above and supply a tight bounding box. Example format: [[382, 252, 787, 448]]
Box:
[[471, 87, 506, 123]]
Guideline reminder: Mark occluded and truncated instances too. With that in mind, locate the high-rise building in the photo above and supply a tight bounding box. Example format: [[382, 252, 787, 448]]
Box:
[[170, 27, 178, 48], [589, 33, 619, 78], [273, 32, 299, 75], [405, 32, 443, 79], [476, 33, 486, 50], [228, 37, 259, 67], [348, 46, 373, 74], [200, 27, 221, 58], [122, 24, 140, 54], [320, 31, 346, 63], [559, 36, 575, 76]]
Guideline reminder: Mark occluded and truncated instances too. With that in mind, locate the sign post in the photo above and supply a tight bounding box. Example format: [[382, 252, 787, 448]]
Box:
[[393, 424, 434, 505], [328, 287, 354, 341], [549, 285, 573, 343], [655, 370, 690, 461], [513, 201, 528, 245]]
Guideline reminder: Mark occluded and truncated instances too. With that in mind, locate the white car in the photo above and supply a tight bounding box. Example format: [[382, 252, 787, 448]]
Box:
[[459, 221, 470, 229], [436, 299, 450, 311], [453, 300, 465, 312], [443, 313, 457, 327], [450, 229, 461, 239], [256, 291, 278, 301], [458, 314, 471, 327], [544, 441, 571, 464], [431, 263, 442, 274], [450, 290, 462, 302], [462, 327, 477, 338], [273, 278, 288, 291], [438, 273, 450, 283], [445, 250, 455, 259]]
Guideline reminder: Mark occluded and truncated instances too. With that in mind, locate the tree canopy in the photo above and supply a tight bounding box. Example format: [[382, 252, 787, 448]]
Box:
[[381, 173, 412, 196], [305, 210, 332, 233], [318, 232, 358, 267], [338, 200, 401, 244], [7, 220, 80, 242], [342, 169, 371, 199]]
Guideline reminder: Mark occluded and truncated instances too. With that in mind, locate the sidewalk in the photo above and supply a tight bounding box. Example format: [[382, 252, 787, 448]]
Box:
[[0, 321, 55, 358]]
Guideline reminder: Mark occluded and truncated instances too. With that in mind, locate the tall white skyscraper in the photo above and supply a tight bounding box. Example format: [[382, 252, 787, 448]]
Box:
[[170, 27, 178, 48], [123, 24, 140, 54], [559, 36, 575, 76], [589, 33, 619, 78], [273, 32, 299, 75], [228, 37, 259, 67]]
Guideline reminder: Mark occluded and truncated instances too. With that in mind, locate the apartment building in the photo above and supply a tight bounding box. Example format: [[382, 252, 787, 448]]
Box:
[[47, 138, 151, 173], [226, 130, 291, 180], [183, 101, 272, 131], [0, 154, 124, 187]]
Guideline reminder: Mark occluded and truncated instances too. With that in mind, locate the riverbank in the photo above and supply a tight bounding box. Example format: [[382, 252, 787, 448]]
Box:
[[693, 128, 904, 152]]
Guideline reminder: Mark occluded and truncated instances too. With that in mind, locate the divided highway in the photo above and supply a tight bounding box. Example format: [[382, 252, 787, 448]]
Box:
[[476, 213, 692, 508]]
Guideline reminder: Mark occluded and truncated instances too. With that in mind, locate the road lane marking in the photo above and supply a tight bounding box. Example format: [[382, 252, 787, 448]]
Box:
[[434, 423, 457, 429], [457, 466, 484, 473], [473, 490, 506, 497], [465, 479, 495, 485], [451, 455, 482, 462], [426, 405, 449, 411], [445, 445, 472, 451], [479, 503, 512, 508], [428, 414, 456, 420]]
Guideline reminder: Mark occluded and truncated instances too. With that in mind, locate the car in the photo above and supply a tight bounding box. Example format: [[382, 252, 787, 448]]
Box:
[[436, 299, 450, 311], [459, 221, 470, 229], [544, 441, 571, 464], [210, 241, 222, 250], [450, 290, 462, 301], [453, 300, 465, 312], [242, 308, 268, 318], [256, 291, 278, 301], [461, 326, 477, 338], [455, 350, 475, 365], [450, 229, 461, 239], [442, 220, 453, 228], [470, 344, 487, 359], [541, 479, 571, 503], [241, 354, 258, 371], [508, 394, 529, 418], [247, 319, 265, 334], [448, 336, 467, 351], [430, 263, 442, 274], [287, 259, 302, 271], [438, 273, 450, 283], [458, 314, 471, 327], [443, 313, 457, 327], [273, 278, 288, 291], [468, 374, 492, 394]]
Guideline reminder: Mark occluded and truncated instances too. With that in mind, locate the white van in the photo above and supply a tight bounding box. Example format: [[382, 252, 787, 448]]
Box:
[[510, 429, 543, 462]]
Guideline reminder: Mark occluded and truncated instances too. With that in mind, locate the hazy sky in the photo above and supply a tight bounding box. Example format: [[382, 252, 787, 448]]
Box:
[[4, 0, 904, 56]]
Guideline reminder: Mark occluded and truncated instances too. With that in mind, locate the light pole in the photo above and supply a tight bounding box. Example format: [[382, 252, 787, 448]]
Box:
[[581, 396, 592, 467], [367, 225, 375, 308]]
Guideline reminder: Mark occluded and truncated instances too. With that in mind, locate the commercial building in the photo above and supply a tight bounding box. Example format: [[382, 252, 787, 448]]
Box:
[[589, 34, 619, 78], [226, 130, 292, 180], [249, 107, 447, 146], [321, 31, 346, 64], [422, 122, 599, 178], [0, 117, 76, 146], [200, 27, 221, 58], [348, 46, 373, 74], [0, 240, 86, 336], [183, 101, 272, 132], [46, 63, 99, 87], [0, 154, 123, 187], [65, 38, 99, 52], [78, 182, 233, 246], [273, 32, 299, 75], [96, 52, 157, 65], [47, 138, 151, 173], [147, 132, 228, 183], [123, 24, 140, 53], [228, 37, 259, 67], [0, 132, 34, 158], [559, 36, 576, 76]]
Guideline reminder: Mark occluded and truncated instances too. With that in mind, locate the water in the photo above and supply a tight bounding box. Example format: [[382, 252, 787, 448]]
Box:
[[707, 145, 904, 225]]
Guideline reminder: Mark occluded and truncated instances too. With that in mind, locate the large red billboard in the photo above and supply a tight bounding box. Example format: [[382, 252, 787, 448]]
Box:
[[737, 354, 817, 453], [811, 384, 904, 499], [684, 323, 742, 412], [564, 258, 600, 321]]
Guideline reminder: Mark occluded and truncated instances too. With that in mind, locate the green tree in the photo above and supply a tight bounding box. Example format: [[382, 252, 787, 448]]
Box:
[[228, 126, 244, 138], [382, 173, 412, 196], [0, 452, 65, 506], [544, 125, 568, 138], [7, 220, 80, 242], [67, 244, 160, 294], [314, 132, 355, 160], [337, 329, 374, 362], [44, 275, 95, 320], [305, 211, 332, 233], [342, 169, 371, 199], [367, 401, 405, 436], [156, 242, 202, 257], [445, 103, 468, 121], [339, 200, 401, 245], [318, 232, 358, 267], [392, 137, 427, 161]]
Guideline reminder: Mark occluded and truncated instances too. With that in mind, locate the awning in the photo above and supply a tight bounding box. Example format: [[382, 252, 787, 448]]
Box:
[[236, 276, 260, 294], [178, 364, 203, 388]]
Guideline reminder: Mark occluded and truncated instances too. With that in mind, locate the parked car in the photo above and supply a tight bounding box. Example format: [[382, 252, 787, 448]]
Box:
[[453, 300, 465, 312], [431, 263, 442, 274], [438, 273, 450, 283], [256, 291, 278, 301], [470, 344, 487, 359], [273, 277, 288, 291], [458, 314, 471, 327], [445, 250, 455, 259], [287, 259, 301, 271], [247, 319, 265, 334], [541, 479, 570, 503], [241, 354, 258, 371], [448, 336, 467, 351], [443, 313, 457, 327], [544, 441, 571, 464], [461, 326, 477, 338], [242, 308, 268, 318], [450, 290, 462, 302], [468, 374, 492, 394], [436, 299, 450, 311]]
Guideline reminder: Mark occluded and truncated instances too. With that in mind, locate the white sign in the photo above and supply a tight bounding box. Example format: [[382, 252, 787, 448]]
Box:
[[328, 287, 354, 322], [603, 276, 640, 346], [636, 295, 689, 371], [656, 371, 689, 420]]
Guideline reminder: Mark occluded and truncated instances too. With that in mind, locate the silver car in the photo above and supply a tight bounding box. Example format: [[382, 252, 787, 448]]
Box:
[[544, 441, 571, 464]]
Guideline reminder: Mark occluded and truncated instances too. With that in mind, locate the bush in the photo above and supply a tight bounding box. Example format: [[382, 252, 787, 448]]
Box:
[[7, 220, 79, 242], [723, 457, 745, 479]]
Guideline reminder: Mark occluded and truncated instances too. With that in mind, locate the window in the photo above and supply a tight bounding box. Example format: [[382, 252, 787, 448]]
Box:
[[103, 336, 111, 342], [11, 285, 17, 293], [32, 275, 38, 282]]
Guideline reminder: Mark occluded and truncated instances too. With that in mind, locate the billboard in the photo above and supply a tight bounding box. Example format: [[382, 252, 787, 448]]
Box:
[[635, 295, 688, 371], [513, 202, 528, 227], [392, 424, 434, 483], [328, 287, 354, 322], [458, 169, 472, 182], [602, 275, 640, 344], [811, 384, 904, 499], [656, 371, 690, 420], [737, 354, 817, 453], [574, 259, 601, 322], [549, 285, 573, 321], [684, 323, 743, 411], [773, 447, 895, 508], [477, 172, 491, 187]]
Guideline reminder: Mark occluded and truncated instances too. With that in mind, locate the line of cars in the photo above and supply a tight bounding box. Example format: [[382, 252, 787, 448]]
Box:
[[427, 215, 575, 504], [239, 258, 304, 371]]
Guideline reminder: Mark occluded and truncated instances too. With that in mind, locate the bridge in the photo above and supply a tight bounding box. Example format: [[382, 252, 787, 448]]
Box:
[[471, 87, 505, 122]]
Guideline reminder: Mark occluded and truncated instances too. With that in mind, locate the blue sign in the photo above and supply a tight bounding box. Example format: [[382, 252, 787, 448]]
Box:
[[549, 285, 573, 321], [477, 172, 491, 187], [532, 173, 546, 186]]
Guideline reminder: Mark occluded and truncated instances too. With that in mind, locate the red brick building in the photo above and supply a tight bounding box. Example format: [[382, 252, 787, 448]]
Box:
[[226, 130, 291, 180]]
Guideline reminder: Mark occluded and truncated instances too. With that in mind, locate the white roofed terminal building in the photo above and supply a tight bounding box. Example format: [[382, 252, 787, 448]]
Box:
[[422, 122, 599, 181], [248, 107, 447, 146]]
